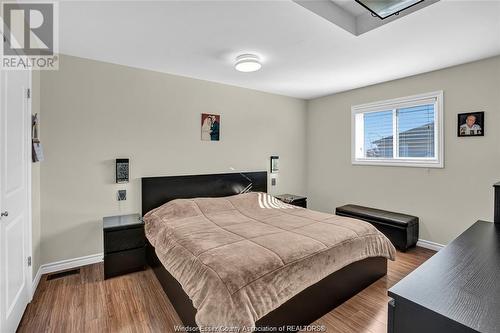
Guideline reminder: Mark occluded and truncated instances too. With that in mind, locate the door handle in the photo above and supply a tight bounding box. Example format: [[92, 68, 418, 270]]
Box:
[[1, 211, 8, 217]]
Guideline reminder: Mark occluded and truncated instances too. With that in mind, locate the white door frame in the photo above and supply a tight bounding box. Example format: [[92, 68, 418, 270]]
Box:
[[26, 69, 33, 300]]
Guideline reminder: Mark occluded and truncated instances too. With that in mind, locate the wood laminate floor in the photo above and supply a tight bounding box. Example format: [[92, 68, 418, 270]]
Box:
[[18, 247, 435, 333]]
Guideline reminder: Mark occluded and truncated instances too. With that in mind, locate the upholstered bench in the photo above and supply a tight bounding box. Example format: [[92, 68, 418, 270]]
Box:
[[335, 204, 419, 251]]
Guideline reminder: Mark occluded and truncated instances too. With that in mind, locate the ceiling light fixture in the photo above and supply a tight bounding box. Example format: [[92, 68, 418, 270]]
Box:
[[355, 0, 424, 20], [234, 54, 262, 73]]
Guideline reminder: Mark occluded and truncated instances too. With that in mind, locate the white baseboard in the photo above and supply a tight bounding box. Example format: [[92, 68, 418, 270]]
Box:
[[31, 253, 103, 298], [417, 239, 444, 251], [40, 252, 103, 275], [31, 253, 104, 297], [32, 267, 43, 298]]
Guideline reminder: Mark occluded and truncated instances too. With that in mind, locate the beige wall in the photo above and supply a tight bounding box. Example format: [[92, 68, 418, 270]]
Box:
[[306, 56, 500, 245], [39, 55, 307, 264], [31, 71, 41, 279], [37, 54, 500, 265]]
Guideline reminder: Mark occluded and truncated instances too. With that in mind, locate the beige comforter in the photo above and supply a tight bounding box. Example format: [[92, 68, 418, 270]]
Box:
[[144, 192, 395, 329]]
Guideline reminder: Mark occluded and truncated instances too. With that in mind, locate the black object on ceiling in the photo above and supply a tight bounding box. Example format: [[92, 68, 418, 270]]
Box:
[[355, 0, 425, 20]]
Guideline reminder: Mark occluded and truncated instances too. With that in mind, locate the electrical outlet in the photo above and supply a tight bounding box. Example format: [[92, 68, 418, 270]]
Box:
[[271, 178, 277, 186], [117, 190, 126, 201]]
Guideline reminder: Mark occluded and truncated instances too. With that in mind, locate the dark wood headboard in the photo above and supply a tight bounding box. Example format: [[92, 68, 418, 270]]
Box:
[[141, 171, 267, 216]]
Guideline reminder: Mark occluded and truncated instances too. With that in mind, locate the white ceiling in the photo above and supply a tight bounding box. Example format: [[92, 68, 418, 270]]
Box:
[[59, 1, 500, 99]]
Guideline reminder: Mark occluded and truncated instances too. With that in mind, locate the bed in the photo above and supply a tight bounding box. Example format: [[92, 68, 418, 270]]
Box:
[[142, 171, 395, 331]]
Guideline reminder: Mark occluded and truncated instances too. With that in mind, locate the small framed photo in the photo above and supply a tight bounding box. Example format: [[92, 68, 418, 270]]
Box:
[[201, 113, 220, 141], [116, 158, 129, 183], [458, 112, 484, 137]]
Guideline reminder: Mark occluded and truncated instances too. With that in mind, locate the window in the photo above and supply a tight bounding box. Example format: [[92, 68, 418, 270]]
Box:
[[355, 0, 424, 20], [352, 91, 443, 168]]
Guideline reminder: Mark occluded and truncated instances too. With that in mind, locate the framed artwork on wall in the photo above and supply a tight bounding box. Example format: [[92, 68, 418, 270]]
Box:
[[201, 113, 220, 141], [116, 158, 129, 183], [458, 112, 484, 137]]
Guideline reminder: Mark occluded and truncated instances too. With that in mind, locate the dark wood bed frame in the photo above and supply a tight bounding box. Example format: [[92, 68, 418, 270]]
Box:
[[142, 171, 387, 331]]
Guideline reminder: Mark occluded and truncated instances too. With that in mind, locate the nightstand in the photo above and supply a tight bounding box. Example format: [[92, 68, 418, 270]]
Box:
[[103, 213, 145, 279], [274, 194, 307, 208]]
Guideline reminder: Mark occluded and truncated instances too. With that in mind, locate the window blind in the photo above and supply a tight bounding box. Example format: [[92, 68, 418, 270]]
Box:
[[397, 104, 435, 158], [352, 91, 443, 168], [363, 110, 393, 158]]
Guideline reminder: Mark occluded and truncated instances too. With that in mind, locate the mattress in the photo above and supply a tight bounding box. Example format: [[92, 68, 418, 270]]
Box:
[[144, 192, 395, 330]]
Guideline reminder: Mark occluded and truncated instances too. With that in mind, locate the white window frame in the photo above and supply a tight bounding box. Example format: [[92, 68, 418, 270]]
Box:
[[351, 91, 444, 168]]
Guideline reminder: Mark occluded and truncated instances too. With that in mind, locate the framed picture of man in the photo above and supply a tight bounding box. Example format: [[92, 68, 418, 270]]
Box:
[[201, 113, 221, 141], [458, 112, 484, 137]]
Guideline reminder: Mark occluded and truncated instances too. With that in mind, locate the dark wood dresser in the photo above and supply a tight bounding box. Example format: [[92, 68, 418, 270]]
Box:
[[388, 220, 500, 333], [103, 213, 146, 279]]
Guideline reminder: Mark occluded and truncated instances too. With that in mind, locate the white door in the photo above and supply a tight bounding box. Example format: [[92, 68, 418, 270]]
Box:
[[0, 68, 32, 333]]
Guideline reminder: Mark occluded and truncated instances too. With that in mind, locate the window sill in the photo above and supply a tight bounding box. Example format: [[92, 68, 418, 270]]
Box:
[[352, 159, 444, 168]]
